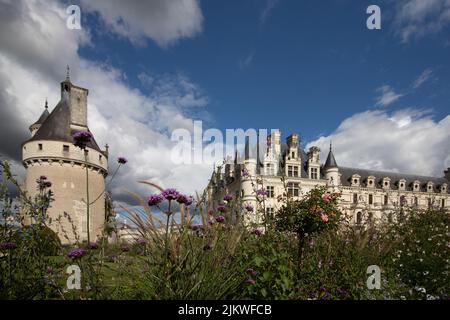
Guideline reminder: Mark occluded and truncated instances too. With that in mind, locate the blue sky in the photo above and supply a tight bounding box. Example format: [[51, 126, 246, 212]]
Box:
[[76, 0, 450, 146], [1, 0, 449, 202]]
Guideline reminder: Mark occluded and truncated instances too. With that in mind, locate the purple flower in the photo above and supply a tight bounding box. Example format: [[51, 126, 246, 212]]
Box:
[[242, 169, 249, 177], [215, 215, 225, 223], [39, 175, 47, 181], [244, 204, 254, 212], [117, 157, 128, 165], [137, 238, 148, 245], [0, 242, 17, 250], [223, 194, 233, 202], [72, 131, 92, 150], [217, 204, 228, 213], [251, 229, 263, 237], [246, 268, 257, 277], [88, 242, 99, 249], [245, 278, 256, 285], [256, 188, 268, 197], [121, 245, 130, 252], [67, 248, 87, 259], [148, 194, 163, 206], [177, 194, 193, 206], [208, 220, 215, 225], [161, 188, 180, 201]]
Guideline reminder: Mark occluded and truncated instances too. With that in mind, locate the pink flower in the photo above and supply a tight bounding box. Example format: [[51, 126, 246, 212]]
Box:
[[323, 194, 332, 203], [320, 213, 329, 223]]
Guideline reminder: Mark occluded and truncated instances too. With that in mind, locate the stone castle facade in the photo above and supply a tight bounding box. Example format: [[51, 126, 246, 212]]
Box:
[[22, 72, 108, 244], [208, 132, 450, 225]]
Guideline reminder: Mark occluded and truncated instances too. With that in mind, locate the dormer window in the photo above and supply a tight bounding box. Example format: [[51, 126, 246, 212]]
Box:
[[398, 179, 406, 191], [287, 165, 299, 177], [351, 174, 361, 187], [413, 180, 420, 191], [441, 183, 448, 193], [427, 182, 434, 193], [382, 177, 391, 189], [367, 176, 375, 188]]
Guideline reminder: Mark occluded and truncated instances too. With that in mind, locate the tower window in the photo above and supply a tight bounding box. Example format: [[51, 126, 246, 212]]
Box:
[[266, 186, 275, 198], [442, 199, 445, 208], [369, 194, 373, 205], [99, 155, 102, 162], [63, 145, 69, 152], [266, 207, 275, 219], [384, 195, 388, 205], [353, 193, 358, 204], [38, 143, 43, 150], [311, 168, 318, 179]]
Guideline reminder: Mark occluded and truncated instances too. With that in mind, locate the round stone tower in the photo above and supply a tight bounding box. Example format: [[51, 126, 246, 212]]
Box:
[[22, 71, 108, 244]]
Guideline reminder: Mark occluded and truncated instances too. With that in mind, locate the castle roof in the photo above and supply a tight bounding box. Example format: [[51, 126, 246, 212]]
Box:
[[32, 107, 50, 126], [25, 97, 103, 153], [324, 146, 338, 168], [339, 167, 448, 192]]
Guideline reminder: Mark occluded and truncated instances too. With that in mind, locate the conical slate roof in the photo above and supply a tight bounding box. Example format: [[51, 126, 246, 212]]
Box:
[[25, 97, 103, 153], [324, 144, 338, 168], [32, 108, 50, 126]]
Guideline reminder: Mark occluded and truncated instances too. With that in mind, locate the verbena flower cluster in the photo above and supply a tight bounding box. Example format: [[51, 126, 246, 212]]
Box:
[[72, 131, 93, 150], [147, 188, 193, 207]]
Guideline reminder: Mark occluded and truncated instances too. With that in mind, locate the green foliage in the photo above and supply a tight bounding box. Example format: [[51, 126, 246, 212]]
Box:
[[276, 188, 341, 236], [1, 160, 449, 300], [383, 208, 450, 299]]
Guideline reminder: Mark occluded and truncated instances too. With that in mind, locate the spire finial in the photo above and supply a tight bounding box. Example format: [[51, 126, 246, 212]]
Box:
[[330, 140, 332, 152], [66, 65, 70, 81], [45, 97, 48, 109]]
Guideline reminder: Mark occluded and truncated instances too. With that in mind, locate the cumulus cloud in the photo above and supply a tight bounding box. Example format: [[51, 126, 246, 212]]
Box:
[[79, 0, 203, 47], [393, 0, 450, 43], [413, 68, 434, 89], [307, 108, 450, 178], [0, 0, 211, 205], [374, 85, 404, 107]]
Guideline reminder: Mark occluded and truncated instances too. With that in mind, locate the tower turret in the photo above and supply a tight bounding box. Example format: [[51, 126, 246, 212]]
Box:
[[29, 99, 50, 137], [324, 141, 339, 188], [22, 70, 108, 244]]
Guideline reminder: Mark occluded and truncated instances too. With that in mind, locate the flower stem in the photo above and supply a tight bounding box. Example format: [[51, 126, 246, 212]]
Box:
[[84, 150, 90, 244]]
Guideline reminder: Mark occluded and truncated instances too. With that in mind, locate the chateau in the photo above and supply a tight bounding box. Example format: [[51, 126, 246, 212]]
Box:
[[208, 132, 450, 225], [22, 72, 108, 244]]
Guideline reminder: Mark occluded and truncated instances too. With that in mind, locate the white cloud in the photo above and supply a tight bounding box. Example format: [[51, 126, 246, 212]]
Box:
[[0, 0, 211, 203], [374, 85, 404, 107], [413, 68, 434, 89], [79, 0, 203, 47], [238, 52, 255, 70], [260, 0, 281, 24], [307, 108, 450, 177], [393, 0, 450, 43]]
